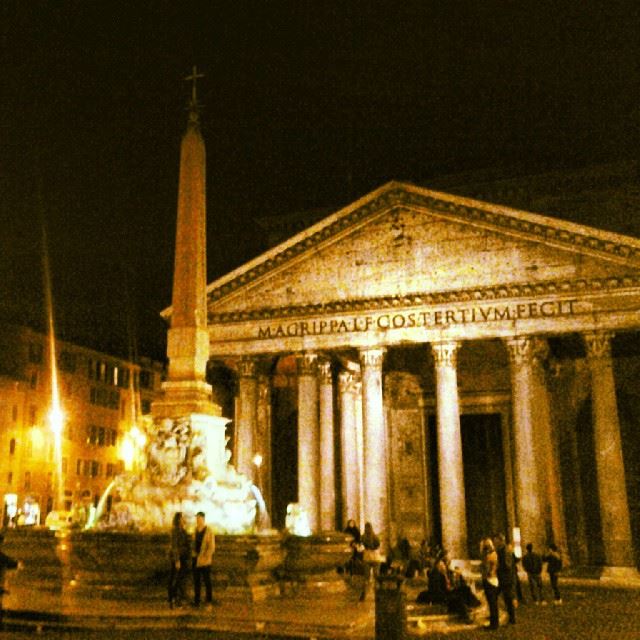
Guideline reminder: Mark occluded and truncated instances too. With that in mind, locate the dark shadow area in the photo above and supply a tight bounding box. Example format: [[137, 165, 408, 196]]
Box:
[[461, 413, 507, 556]]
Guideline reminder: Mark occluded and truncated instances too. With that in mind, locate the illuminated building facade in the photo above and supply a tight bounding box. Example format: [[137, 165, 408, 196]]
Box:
[[0, 325, 164, 525], [199, 172, 640, 576]]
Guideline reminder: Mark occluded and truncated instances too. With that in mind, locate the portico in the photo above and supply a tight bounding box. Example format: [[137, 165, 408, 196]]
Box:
[[202, 182, 640, 571]]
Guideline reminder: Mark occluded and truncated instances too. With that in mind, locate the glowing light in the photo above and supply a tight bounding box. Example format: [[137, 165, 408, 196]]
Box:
[[30, 426, 44, 447], [49, 406, 64, 435], [285, 503, 311, 536], [120, 435, 135, 471], [120, 425, 147, 472], [4, 494, 17, 520], [252, 453, 263, 468], [42, 218, 65, 512], [512, 526, 522, 559], [130, 425, 147, 448]]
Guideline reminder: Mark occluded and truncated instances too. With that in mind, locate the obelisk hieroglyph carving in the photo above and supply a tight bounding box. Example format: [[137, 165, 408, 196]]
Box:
[[153, 67, 228, 480]]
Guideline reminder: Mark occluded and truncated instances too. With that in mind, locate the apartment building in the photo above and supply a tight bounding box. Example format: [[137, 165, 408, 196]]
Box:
[[0, 325, 164, 526]]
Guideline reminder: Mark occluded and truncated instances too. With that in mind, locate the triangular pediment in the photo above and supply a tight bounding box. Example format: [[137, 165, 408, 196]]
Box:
[[204, 182, 640, 322]]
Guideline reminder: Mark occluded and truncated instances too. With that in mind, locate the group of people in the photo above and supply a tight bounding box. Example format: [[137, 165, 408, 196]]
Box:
[[341, 526, 565, 630], [415, 549, 482, 624], [343, 519, 384, 601], [481, 534, 563, 630], [168, 511, 216, 609]]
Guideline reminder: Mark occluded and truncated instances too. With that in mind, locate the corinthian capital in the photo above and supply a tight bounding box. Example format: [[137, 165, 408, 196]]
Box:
[[318, 359, 332, 385], [431, 341, 460, 368], [338, 370, 360, 394], [505, 336, 538, 368], [359, 347, 385, 371], [583, 331, 614, 360], [296, 352, 318, 376], [238, 356, 258, 378]]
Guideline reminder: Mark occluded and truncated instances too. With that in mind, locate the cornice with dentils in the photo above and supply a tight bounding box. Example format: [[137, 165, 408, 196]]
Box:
[[208, 274, 640, 324]]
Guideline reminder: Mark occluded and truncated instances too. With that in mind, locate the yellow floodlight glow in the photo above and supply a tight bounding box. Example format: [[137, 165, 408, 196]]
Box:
[[120, 435, 135, 471], [130, 425, 147, 448], [30, 426, 44, 447], [49, 406, 64, 435]]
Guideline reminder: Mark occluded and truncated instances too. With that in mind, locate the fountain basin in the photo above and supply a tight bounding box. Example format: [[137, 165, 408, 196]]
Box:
[[1, 528, 353, 611], [2, 528, 285, 608]]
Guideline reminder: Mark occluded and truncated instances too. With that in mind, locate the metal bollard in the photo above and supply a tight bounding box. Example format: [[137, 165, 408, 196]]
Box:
[[375, 575, 406, 640]]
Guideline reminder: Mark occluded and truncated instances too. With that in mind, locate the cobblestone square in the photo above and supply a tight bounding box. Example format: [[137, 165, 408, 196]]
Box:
[[416, 584, 640, 640], [2, 583, 639, 640]]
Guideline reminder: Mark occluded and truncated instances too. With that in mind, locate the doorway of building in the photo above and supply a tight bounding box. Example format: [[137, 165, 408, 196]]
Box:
[[427, 413, 507, 557], [270, 386, 298, 530], [460, 413, 508, 555]]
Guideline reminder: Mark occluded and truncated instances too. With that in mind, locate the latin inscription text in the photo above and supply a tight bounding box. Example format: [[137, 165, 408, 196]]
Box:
[[257, 299, 578, 339]]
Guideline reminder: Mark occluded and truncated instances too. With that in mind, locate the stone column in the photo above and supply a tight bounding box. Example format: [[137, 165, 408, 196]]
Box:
[[355, 378, 365, 530], [531, 340, 567, 553], [318, 360, 336, 531], [359, 347, 388, 543], [500, 409, 517, 538], [236, 357, 258, 481], [297, 352, 320, 532], [584, 331, 636, 572], [257, 374, 272, 520], [339, 370, 360, 526], [506, 336, 545, 550], [431, 340, 467, 560]]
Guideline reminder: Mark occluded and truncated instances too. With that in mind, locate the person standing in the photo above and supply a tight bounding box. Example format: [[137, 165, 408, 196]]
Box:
[[344, 518, 361, 543], [192, 511, 215, 609], [343, 518, 362, 577], [493, 534, 516, 625], [544, 543, 563, 604], [168, 512, 191, 608], [522, 543, 544, 604], [512, 547, 524, 605], [480, 538, 500, 630], [359, 521, 381, 602]]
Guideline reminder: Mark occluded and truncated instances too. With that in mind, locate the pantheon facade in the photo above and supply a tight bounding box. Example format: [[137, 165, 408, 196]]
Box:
[[203, 180, 640, 572]]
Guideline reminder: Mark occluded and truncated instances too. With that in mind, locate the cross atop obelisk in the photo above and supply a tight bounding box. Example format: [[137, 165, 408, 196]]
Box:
[[185, 66, 204, 125], [185, 65, 204, 106]]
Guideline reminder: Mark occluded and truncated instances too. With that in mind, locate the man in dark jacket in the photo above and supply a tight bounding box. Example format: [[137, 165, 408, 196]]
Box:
[[544, 544, 563, 604], [493, 534, 516, 624], [522, 543, 544, 604]]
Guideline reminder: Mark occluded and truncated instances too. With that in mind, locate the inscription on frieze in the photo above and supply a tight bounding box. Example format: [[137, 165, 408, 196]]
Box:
[[257, 298, 578, 339]]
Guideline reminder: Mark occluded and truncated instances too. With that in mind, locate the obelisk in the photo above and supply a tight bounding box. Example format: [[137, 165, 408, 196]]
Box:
[[152, 67, 228, 480]]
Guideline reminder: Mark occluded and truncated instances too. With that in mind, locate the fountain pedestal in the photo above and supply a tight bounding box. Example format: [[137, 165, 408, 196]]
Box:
[[212, 533, 284, 600], [282, 532, 353, 592]]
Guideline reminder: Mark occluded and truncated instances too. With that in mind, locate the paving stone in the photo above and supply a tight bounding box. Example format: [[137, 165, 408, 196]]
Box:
[[2, 582, 640, 639]]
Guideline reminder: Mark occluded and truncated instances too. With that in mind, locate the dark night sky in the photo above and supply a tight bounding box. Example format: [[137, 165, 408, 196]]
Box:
[[1, 1, 638, 361]]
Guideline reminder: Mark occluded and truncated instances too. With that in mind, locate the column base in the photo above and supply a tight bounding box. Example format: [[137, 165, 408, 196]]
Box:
[[600, 566, 640, 586]]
